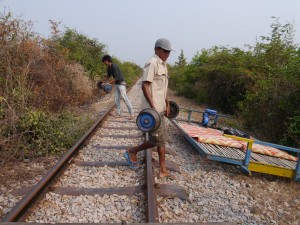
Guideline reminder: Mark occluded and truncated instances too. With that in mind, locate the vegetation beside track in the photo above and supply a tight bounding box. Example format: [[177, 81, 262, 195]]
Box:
[[169, 18, 300, 147], [0, 12, 142, 162], [2, 12, 298, 163]]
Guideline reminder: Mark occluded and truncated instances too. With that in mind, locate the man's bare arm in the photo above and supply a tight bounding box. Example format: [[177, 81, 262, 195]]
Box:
[[142, 81, 155, 109]]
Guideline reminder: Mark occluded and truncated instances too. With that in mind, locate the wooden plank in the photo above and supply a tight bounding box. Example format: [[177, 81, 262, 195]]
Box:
[[53, 186, 142, 196], [93, 145, 130, 150], [106, 120, 136, 124], [97, 134, 142, 138], [100, 126, 138, 130], [72, 160, 128, 167]]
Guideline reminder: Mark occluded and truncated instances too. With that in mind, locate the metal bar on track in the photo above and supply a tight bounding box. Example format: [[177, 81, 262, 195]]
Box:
[[145, 148, 159, 223]]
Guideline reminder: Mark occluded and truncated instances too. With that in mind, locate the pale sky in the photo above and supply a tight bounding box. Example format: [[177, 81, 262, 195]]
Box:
[[1, 0, 300, 66]]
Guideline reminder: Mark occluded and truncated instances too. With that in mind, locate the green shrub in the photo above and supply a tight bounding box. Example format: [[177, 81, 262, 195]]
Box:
[[280, 115, 300, 147], [16, 109, 93, 158], [110, 57, 142, 87], [170, 47, 253, 113], [239, 19, 299, 143], [57, 28, 107, 80]]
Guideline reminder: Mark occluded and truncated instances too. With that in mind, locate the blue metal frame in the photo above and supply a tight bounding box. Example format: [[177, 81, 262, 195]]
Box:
[[295, 158, 300, 182], [180, 107, 231, 126]]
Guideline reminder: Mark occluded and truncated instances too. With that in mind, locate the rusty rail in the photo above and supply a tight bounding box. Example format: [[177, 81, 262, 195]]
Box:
[[145, 148, 159, 222]]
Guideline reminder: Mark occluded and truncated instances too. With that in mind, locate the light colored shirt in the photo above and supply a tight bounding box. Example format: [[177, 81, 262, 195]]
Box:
[[141, 54, 168, 113]]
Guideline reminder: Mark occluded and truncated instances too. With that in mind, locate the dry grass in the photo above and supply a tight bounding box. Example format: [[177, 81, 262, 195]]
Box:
[[0, 13, 96, 161]]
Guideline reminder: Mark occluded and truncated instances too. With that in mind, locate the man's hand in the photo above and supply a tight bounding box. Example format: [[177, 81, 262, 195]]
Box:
[[109, 79, 116, 85]]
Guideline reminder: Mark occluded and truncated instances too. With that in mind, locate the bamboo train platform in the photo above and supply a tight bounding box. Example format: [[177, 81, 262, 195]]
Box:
[[171, 108, 300, 181]]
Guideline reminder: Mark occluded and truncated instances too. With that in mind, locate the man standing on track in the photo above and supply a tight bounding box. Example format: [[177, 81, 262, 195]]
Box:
[[102, 55, 134, 120], [124, 38, 173, 178]]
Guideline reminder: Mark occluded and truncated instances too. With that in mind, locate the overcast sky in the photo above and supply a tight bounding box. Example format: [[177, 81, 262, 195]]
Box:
[[1, 0, 300, 66]]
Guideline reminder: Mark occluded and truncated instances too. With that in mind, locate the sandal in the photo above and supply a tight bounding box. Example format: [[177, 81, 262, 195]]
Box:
[[123, 151, 139, 170]]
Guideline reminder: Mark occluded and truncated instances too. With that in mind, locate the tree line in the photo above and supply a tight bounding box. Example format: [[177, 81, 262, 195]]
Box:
[[169, 18, 300, 147]]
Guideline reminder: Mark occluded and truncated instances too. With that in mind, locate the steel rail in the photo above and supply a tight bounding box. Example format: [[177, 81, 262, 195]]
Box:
[[145, 148, 159, 222]]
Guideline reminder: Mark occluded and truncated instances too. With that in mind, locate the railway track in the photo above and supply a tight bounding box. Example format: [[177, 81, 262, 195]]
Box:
[[1, 80, 235, 224], [3, 78, 299, 225]]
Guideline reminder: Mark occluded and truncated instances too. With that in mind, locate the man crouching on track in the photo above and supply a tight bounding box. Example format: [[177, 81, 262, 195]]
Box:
[[102, 55, 134, 120], [124, 38, 173, 178]]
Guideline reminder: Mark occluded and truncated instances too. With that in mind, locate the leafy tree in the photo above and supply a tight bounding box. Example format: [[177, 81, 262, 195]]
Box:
[[252, 17, 296, 77], [117, 60, 142, 86], [169, 49, 188, 94], [57, 28, 107, 79], [170, 46, 253, 113], [175, 49, 187, 67], [240, 18, 299, 144]]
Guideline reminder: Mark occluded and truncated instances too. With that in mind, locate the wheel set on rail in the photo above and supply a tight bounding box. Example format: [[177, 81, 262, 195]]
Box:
[[136, 101, 179, 132]]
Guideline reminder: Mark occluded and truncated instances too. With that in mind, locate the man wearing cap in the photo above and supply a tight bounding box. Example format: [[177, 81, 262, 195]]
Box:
[[124, 38, 173, 178]]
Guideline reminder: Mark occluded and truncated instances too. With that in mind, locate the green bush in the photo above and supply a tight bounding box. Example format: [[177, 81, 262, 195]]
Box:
[[239, 19, 299, 143], [170, 47, 253, 113], [57, 28, 107, 80], [110, 57, 142, 87], [16, 109, 93, 157], [280, 115, 300, 147]]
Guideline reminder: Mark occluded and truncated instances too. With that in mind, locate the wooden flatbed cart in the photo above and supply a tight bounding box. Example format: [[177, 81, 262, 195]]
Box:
[[171, 107, 300, 182]]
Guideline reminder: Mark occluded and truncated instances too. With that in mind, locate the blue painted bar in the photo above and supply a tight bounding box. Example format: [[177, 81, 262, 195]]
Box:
[[180, 108, 232, 118], [240, 165, 251, 175], [295, 158, 300, 181], [180, 130, 207, 157], [244, 148, 252, 167], [207, 154, 244, 166]]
